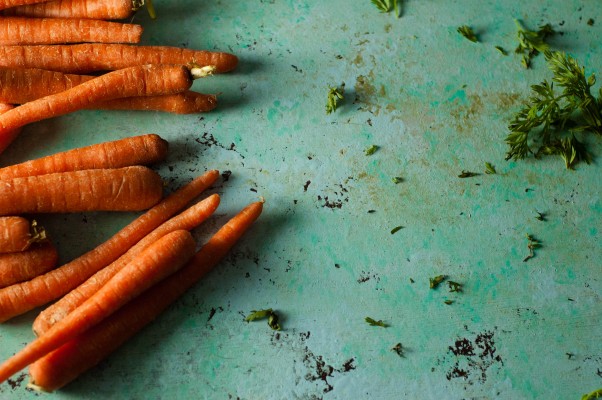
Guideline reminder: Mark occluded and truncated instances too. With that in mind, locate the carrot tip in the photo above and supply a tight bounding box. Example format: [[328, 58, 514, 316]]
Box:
[[26, 382, 49, 393], [259, 196, 265, 204], [190, 65, 216, 80]]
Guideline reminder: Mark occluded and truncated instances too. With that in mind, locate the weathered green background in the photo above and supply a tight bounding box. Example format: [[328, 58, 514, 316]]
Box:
[[0, 0, 600, 398]]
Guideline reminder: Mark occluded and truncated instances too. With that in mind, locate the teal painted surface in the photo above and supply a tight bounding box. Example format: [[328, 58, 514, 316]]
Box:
[[0, 1, 601, 399]]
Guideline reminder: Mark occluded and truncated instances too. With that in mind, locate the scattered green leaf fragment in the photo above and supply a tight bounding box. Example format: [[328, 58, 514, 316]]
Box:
[[535, 211, 547, 221], [392, 176, 403, 184], [371, 0, 401, 17], [444, 300, 454, 305], [505, 51, 600, 169], [514, 20, 555, 68], [484, 162, 496, 174], [245, 308, 281, 330], [457, 25, 478, 42], [365, 317, 388, 327], [390, 226, 403, 235], [326, 84, 345, 114], [448, 281, 462, 293], [587, 18, 595, 26], [391, 343, 405, 357], [458, 170, 479, 178], [523, 234, 542, 262], [365, 144, 379, 155], [582, 388, 602, 400], [429, 275, 446, 289], [494, 46, 507, 55]]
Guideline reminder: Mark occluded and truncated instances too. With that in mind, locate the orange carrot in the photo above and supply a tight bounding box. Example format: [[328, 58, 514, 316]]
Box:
[[0, 0, 48, 11], [28, 199, 263, 391], [0, 64, 197, 153], [0, 229, 196, 384], [33, 193, 221, 335], [0, 134, 168, 180], [0, 169, 219, 322], [2, 0, 136, 19], [0, 166, 163, 215], [0, 44, 238, 74], [0, 103, 20, 154], [0, 216, 46, 253], [0, 242, 58, 288], [0, 68, 218, 114], [0, 17, 143, 45]]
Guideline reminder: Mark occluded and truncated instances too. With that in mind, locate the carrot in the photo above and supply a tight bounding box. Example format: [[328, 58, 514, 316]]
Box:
[[0, 64, 199, 153], [0, 166, 163, 216], [0, 242, 58, 289], [0, 216, 46, 253], [0, 0, 48, 11], [0, 134, 168, 180], [0, 229, 196, 384], [0, 68, 218, 114], [0, 17, 143, 45], [3, 0, 138, 20], [33, 193, 221, 335], [0, 169, 219, 322], [0, 103, 21, 156], [28, 199, 263, 391], [0, 44, 239, 74]]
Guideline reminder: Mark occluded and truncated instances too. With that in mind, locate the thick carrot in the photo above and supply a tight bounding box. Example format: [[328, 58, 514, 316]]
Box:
[[0, 17, 143, 45], [0, 216, 46, 253], [0, 169, 219, 322], [0, 103, 20, 156], [28, 200, 263, 391], [0, 229, 196, 384], [2, 0, 135, 19], [0, 166, 163, 215], [33, 193, 221, 335], [0, 242, 58, 289], [0, 0, 48, 11], [0, 64, 195, 153], [0, 44, 238, 74], [0, 134, 168, 180], [0, 68, 218, 114]]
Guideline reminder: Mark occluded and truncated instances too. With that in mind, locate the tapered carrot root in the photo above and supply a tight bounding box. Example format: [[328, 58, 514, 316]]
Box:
[[0, 44, 238, 74], [0, 229, 196, 384], [0, 169, 219, 322], [0, 64, 194, 153], [2, 0, 135, 19], [28, 200, 263, 391], [0, 134, 168, 180], [33, 193, 221, 335], [0, 68, 218, 114], [0, 0, 48, 11], [0, 166, 163, 216], [0, 242, 58, 288], [0, 17, 143, 45]]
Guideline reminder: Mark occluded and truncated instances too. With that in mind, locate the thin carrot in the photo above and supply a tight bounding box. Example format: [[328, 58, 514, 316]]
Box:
[[0, 169, 219, 322], [0, 229, 196, 384], [0, 64, 198, 153], [0, 242, 58, 289], [33, 193, 221, 335], [0, 103, 20, 156], [0, 0, 48, 11], [0, 44, 238, 74], [0, 17, 143, 45], [2, 0, 137, 19], [0, 68, 218, 114], [0, 134, 168, 181], [0, 166, 163, 216], [0, 216, 46, 253], [28, 199, 263, 391]]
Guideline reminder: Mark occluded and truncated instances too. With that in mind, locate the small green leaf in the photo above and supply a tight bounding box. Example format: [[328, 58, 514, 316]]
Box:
[[365, 145, 379, 155], [392, 176, 403, 184], [429, 275, 446, 289], [494, 46, 508, 55], [391, 343, 405, 357], [484, 162, 497, 174], [448, 281, 462, 293], [458, 170, 479, 178], [326, 84, 345, 114], [365, 317, 388, 327], [457, 25, 478, 42], [390, 226, 403, 234], [245, 309, 273, 322]]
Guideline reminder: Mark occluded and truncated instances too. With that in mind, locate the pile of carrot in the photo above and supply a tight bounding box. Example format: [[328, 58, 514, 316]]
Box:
[[0, 134, 264, 391], [0, 0, 239, 154]]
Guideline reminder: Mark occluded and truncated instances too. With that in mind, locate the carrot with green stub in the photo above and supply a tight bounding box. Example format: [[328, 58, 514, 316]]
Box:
[[33, 193, 221, 336], [0, 44, 238, 74], [0, 134, 168, 181], [0, 217, 46, 253], [0, 166, 163, 215], [0, 68, 218, 114], [0, 242, 58, 289], [0, 17, 144, 45], [0, 169, 219, 322], [0, 64, 211, 153], [2, 0, 137, 19], [0, 229, 197, 384], [28, 199, 264, 391]]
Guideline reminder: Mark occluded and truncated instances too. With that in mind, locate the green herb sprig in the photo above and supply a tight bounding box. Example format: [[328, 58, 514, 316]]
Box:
[[582, 388, 602, 400], [370, 0, 401, 17], [505, 51, 601, 168], [514, 19, 555, 68], [326, 84, 345, 114], [484, 162, 496, 174]]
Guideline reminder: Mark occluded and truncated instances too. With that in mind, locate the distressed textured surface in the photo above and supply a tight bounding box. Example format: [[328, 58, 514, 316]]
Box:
[[0, 1, 600, 399]]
